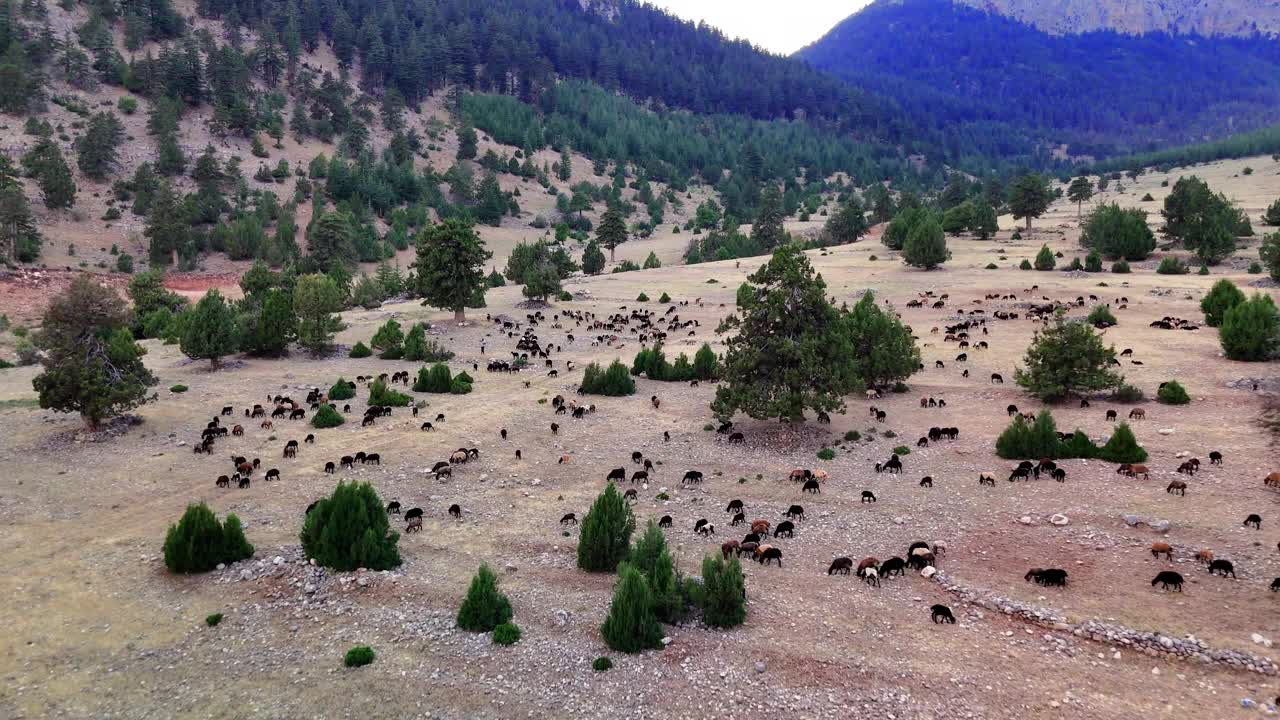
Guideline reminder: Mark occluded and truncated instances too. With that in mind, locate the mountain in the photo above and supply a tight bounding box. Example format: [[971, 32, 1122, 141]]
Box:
[[797, 0, 1280, 159], [952, 0, 1280, 37]]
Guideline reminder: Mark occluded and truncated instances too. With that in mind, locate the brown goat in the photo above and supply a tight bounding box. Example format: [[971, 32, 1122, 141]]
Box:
[[750, 519, 771, 535], [1150, 542, 1173, 560]]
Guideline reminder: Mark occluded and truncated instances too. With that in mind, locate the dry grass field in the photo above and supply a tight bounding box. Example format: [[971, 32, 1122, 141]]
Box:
[[1, 156, 1279, 720]]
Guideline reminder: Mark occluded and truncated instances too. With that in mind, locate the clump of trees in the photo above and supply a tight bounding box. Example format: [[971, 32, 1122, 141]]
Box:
[[1161, 176, 1249, 264], [1200, 279, 1246, 327], [163, 503, 254, 574], [300, 482, 401, 571], [631, 343, 720, 382], [580, 360, 636, 396], [996, 411, 1147, 463], [902, 212, 949, 269], [1015, 312, 1122, 402]]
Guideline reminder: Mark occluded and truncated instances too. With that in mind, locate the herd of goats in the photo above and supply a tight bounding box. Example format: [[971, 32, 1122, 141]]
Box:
[[179, 286, 1280, 633]]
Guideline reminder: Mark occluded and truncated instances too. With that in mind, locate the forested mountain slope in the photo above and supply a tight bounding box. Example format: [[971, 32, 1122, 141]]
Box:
[[798, 0, 1280, 159]]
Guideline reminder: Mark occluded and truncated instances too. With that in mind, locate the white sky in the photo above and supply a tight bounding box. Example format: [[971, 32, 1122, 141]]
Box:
[[643, 0, 874, 55]]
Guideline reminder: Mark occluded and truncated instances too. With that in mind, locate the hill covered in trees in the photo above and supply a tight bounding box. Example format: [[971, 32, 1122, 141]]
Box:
[[798, 0, 1280, 160]]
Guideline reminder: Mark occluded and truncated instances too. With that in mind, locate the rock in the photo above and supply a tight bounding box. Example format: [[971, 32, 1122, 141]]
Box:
[[552, 609, 570, 627], [1158, 428, 1174, 436], [1150, 519, 1170, 532], [504, 563, 518, 574], [754, 661, 767, 673], [921, 566, 937, 579], [216, 563, 226, 571], [1251, 633, 1273, 648], [1018, 516, 1033, 525], [661, 637, 673, 646], [1122, 514, 1140, 526], [1050, 514, 1069, 526], [1151, 667, 1160, 675], [273, 556, 285, 566]]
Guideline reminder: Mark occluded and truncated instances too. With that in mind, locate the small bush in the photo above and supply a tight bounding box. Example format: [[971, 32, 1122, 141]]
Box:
[[1249, 261, 1263, 274], [344, 646, 375, 667], [844, 430, 861, 442], [170, 384, 188, 393], [417, 339, 455, 362], [1157, 380, 1190, 405], [580, 360, 636, 396], [558, 290, 573, 302], [868, 254, 878, 261], [302, 482, 401, 570], [118, 97, 138, 114], [1019, 259, 1032, 270], [578, 484, 636, 572], [1068, 257, 1083, 271], [311, 404, 344, 428], [368, 379, 412, 407], [349, 341, 372, 358], [1141, 193, 1154, 202], [115, 253, 134, 273], [699, 554, 746, 628], [1097, 422, 1148, 463], [1111, 260, 1130, 273], [414, 363, 454, 393], [163, 504, 255, 574], [658, 292, 671, 303], [1084, 250, 1103, 272], [205, 613, 223, 627], [457, 563, 514, 632], [1034, 245, 1056, 271], [1197, 265, 1209, 276], [592, 657, 613, 672], [601, 563, 664, 653], [816, 448, 835, 461], [1156, 257, 1189, 275], [449, 378, 473, 394], [102, 207, 122, 221], [329, 377, 356, 400], [636, 292, 649, 302], [1112, 384, 1145, 403], [1087, 305, 1117, 327], [892, 445, 910, 456], [492, 622, 521, 645]]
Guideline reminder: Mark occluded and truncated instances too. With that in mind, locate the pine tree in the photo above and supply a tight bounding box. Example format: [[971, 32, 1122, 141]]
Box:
[[456, 563, 514, 632], [1260, 232, 1280, 281], [1200, 279, 1246, 327], [969, 199, 998, 240], [307, 211, 355, 272], [412, 219, 491, 323], [1015, 312, 1122, 402], [557, 145, 572, 181], [902, 214, 949, 269], [244, 289, 294, 356], [1264, 199, 1280, 227], [163, 503, 254, 574], [1219, 294, 1279, 362], [1081, 204, 1156, 260], [711, 245, 860, 423], [293, 273, 346, 353], [1034, 245, 1056, 271], [25, 140, 76, 210], [582, 241, 606, 275], [823, 195, 868, 245], [1097, 422, 1148, 463], [76, 111, 124, 181], [749, 185, 787, 250], [0, 184, 41, 262], [596, 208, 627, 261], [700, 554, 746, 628], [600, 562, 664, 654], [1008, 173, 1052, 231], [1067, 176, 1094, 221], [32, 277, 157, 429], [457, 124, 478, 160], [370, 319, 404, 358], [576, 483, 635, 573], [628, 521, 681, 623], [180, 290, 239, 368], [843, 292, 919, 389], [300, 481, 401, 571], [144, 182, 187, 266]]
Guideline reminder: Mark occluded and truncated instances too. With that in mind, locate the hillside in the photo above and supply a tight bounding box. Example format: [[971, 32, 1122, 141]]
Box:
[[798, 0, 1280, 158], [953, 0, 1280, 36]]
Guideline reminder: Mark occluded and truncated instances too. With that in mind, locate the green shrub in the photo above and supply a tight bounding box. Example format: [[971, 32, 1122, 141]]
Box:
[[1034, 245, 1056, 271], [1220, 294, 1279, 361], [577, 483, 635, 573], [699, 554, 746, 628], [601, 562, 664, 653], [329, 378, 356, 400], [580, 360, 636, 396], [592, 656, 613, 672], [1157, 380, 1190, 405], [1249, 261, 1264, 274], [370, 319, 404, 359], [1112, 384, 1145, 403], [14, 338, 36, 365], [636, 292, 649, 302], [1068, 257, 1083, 271], [348, 341, 372, 358], [205, 613, 223, 627], [816, 448, 835, 461], [343, 646, 375, 667], [417, 338, 455, 362], [1141, 193, 1153, 202], [844, 430, 860, 442], [170, 384, 188, 393], [658, 292, 671, 303], [1111, 260, 1130, 273], [301, 482, 400, 571], [368, 378, 412, 406], [1097, 422, 1148, 463], [1156, 257, 1189, 275], [457, 563, 514, 632], [162, 504, 255, 574], [493, 623, 521, 645], [613, 260, 641, 273], [985, 263, 998, 269], [1084, 250, 1103, 272], [449, 378, 473, 394], [1197, 265, 1209, 275], [892, 445, 910, 455], [1200, 279, 1246, 327], [1019, 259, 1032, 270], [1087, 305, 1117, 327], [414, 363, 454, 393], [115, 253, 134, 273], [995, 412, 1068, 460], [558, 290, 573, 302], [310, 405, 344, 428], [628, 521, 682, 623]]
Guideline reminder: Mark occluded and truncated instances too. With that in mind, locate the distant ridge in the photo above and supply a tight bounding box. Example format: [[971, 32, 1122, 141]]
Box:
[[952, 0, 1280, 37]]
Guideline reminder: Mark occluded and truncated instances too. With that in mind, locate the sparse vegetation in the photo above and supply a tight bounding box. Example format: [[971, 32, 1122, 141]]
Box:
[[1157, 380, 1190, 405]]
